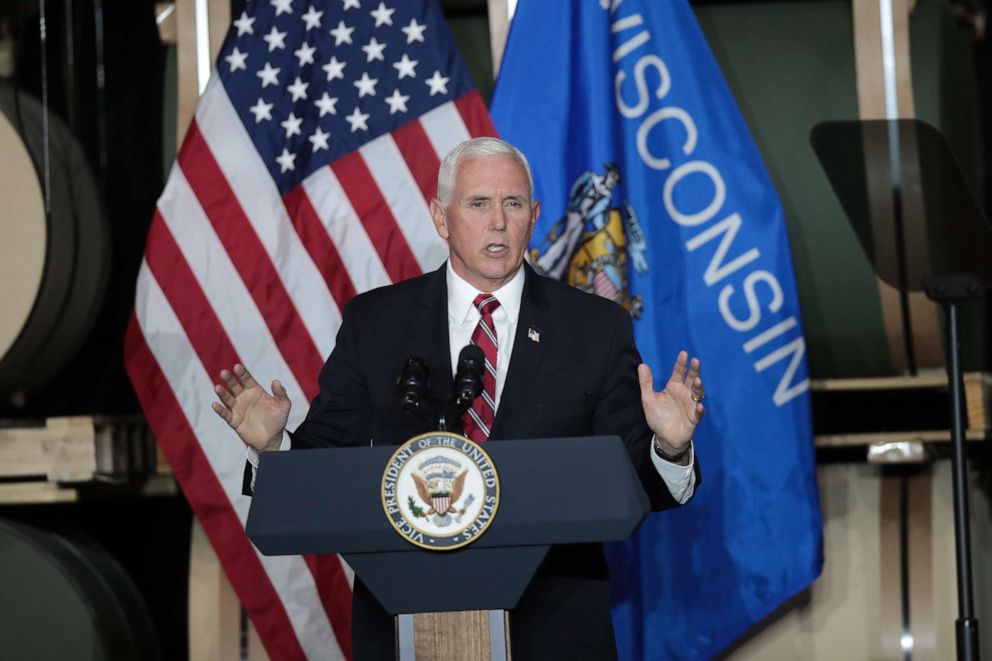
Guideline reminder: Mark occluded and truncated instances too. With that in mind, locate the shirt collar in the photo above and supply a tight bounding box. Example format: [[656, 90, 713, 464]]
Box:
[[446, 261, 525, 324]]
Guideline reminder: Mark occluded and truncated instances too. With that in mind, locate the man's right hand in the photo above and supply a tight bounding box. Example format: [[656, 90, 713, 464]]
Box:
[[212, 364, 291, 452]]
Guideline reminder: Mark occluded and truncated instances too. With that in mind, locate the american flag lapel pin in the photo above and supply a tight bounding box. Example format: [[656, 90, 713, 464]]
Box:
[[528, 327, 541, 343]]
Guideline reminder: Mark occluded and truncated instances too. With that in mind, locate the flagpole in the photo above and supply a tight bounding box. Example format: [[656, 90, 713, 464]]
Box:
[[486, 0, 510, 79], [174, 0, 229, 146]]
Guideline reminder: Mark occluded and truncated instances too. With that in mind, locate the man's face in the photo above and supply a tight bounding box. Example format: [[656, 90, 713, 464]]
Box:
[[430, 155, 540, 293]]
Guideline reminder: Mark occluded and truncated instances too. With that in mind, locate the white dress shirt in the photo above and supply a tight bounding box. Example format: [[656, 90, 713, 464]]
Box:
[[446, 261, 525, 412], [251, 263, 695, 503]]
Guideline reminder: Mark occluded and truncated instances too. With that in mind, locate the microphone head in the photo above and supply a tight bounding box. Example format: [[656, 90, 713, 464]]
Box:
[[457, 344, 485, 370], [455, 344, 485, 404], [397, 357, 429, 412]]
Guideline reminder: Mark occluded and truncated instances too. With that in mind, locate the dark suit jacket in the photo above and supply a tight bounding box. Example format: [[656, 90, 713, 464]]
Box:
[[248, 263, 698, 660]]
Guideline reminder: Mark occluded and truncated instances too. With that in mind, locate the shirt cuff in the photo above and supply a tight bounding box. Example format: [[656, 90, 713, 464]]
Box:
[[649, 436, 696, 504], [247, 431, 292, 490]]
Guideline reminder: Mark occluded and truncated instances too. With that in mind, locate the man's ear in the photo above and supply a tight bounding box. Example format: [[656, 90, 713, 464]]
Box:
[[531, 199, 541, 229], [430, 198, 449, 239]]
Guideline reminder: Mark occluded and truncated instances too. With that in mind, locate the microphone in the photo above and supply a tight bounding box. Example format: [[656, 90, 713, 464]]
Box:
[[454, 344, 485, 412], [396, 357, 429, 415]]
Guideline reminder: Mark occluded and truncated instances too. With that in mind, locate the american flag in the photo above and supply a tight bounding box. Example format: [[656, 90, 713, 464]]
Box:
[[125, 0, 495, 658]]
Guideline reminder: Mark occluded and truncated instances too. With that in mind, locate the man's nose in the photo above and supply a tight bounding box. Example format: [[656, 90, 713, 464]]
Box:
[[488, 207, 508, 231]]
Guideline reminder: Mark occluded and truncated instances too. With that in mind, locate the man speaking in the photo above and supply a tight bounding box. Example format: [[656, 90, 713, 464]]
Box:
[[212, 137, 705, 660]]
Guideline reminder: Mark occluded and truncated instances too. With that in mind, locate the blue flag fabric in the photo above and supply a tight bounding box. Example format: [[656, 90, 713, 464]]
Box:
[[490, 1, 823, 658]]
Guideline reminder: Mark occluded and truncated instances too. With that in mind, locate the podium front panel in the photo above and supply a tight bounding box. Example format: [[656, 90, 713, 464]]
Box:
[[247, 435, 650, 556]]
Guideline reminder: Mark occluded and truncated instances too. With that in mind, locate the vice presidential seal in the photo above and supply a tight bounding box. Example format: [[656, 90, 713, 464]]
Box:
[[381, 432, 500, 551]]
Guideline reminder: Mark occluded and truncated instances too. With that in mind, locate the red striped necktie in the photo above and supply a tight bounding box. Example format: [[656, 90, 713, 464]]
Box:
[[462, 293, 500, 442]]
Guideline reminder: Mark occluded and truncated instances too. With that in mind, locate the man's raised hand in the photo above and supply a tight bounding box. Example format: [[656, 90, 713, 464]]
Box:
[[638, 351, 705, 454], [211, 364, 291, 452]]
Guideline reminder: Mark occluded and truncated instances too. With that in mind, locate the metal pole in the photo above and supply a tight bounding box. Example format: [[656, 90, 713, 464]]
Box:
[[946, 301, 980, 661]]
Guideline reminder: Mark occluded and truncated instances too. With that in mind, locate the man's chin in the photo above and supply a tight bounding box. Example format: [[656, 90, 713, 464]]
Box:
[[472, 267, 520, 291]]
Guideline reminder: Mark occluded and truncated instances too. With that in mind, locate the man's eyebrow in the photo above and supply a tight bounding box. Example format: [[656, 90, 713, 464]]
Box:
[[459, 193, 528, 203]]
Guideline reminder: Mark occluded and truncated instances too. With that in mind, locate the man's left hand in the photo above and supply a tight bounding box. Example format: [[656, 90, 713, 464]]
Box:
[[639, 351, 705, 458]]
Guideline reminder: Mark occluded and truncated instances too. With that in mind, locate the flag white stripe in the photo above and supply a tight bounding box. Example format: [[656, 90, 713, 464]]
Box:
[[301, 166, 392, 295], [340, 558, 355, 589], [195, 76, 340, 359], [360, 134, 449, 271], [419, 101, 472, 164], [135, 262, 343, 660], [157, 168, 308, 431]]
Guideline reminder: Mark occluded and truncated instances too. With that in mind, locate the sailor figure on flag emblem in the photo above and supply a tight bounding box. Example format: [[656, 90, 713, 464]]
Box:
[[411, 456, 468, 527], [529, 164, 648, 318]]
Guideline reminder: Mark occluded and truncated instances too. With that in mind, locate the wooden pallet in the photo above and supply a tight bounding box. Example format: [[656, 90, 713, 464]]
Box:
[[812, 372, 991, 448], [0, 415, 175, 503]]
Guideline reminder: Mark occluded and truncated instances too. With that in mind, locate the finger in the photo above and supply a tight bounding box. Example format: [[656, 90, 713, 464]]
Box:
[[221, 368, 243, 397], [669, 351, 688, 383], [213, 376, 234, 400], [637, 363, 655, 397], [234, 363, 260, 390], [211, 401, 233, 424], [686, 356, 700, 385], [271, 379, 289, 401], [694, 403, 705, 423], [214, 383, 236, 408], [691, 376, 704, 402]]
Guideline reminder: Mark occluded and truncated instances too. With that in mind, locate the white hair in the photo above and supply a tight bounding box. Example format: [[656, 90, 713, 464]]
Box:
[[435, 137, 534, 205]]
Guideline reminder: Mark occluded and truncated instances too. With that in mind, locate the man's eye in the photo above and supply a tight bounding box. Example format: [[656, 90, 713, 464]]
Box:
[[471, 200, 486, 208], [505, 200, 522, 208]]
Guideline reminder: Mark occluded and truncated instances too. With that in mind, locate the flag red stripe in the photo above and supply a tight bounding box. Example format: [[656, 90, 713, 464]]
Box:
[[303, 554, 353, 659], [456, 91, 499, 138], [124, 316, 307, 661], [142, 218, 356, 658], [283, 186, 358, 310], [331, 151, 422, 283], [392, 120, 441, 204], [178, 122, 322, 400], [143, 213, 242, 373]]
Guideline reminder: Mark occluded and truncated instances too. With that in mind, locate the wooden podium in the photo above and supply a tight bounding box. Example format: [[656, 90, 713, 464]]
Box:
[[246, 435, 650, 660]]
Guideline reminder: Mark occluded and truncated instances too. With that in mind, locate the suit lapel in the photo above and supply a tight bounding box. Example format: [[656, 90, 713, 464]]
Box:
[[412, 264, 453, 402], [491, 264, 550, 440]]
